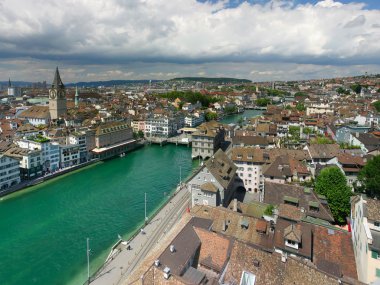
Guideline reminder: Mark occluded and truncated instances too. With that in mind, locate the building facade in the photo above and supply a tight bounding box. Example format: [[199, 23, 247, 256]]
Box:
[[351, 196, 380, 284], [191, 121, 225, 160], [0, 155, 21, 189]]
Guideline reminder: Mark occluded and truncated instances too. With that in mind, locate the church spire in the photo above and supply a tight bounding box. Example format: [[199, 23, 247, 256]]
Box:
[[52, 67, 64, 88], [75, 86, 79, 108], [8, 78, 11, 88]]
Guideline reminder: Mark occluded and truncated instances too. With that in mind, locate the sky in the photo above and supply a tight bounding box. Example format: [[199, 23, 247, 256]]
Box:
[[0, 0, 379, 83]]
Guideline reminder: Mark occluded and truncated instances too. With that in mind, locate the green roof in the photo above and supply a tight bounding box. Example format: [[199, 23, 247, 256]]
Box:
[[284, 196, 299, 204], [308, 201, 319, 208], [245, 202, 269, 218], [317, 194, 327, 200]]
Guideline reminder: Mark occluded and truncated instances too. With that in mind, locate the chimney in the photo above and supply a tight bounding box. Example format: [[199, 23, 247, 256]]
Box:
[[170, 245, 175, 253], [233, 199, 238, 212], [154, 260, 160, 267]]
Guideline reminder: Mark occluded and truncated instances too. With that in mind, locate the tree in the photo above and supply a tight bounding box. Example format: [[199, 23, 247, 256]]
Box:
[[264, 204, 274, 216], [357, 155, 380, 198], [296, 102, 306, 111], [237, 117, 244, 127], [205, 112, 218, 121], [315, 167, 352, 224], [256, 98, 271, 106], [350, 83, 362, 94], [137, 130, 145, 138], [373, 100, 380, 113], [294, 92, 307, 97]]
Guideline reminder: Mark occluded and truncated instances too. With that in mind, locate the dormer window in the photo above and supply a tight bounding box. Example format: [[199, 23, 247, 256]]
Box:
[[375, 221, 380, 228], [308, 201, 319, 212], [247, 155, 253, 159], [285, 239, 299, 249]]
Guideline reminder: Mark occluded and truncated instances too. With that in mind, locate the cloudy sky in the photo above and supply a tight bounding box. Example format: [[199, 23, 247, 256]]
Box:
[[0, 0, 379, 83]]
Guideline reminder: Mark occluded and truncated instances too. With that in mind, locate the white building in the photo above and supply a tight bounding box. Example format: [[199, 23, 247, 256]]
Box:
[[69, 132, 89, 162], [305, 100, 334, 116], [351, 196, 380, 284], [59, 144, 80, 168], [231, 147, 266, 200], [184, 112, 205, 128], [145, 115, 184, 137], [16, 137, 60, 172], [0, 154, 21, 189]]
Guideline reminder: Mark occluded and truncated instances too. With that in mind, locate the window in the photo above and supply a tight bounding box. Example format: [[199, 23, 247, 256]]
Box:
[[375, 221, 380, 227], [376, 269, 380, 278], [372, 251, 380, 259]]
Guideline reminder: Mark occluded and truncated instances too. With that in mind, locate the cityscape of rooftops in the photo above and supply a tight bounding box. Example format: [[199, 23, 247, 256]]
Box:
[[0, 1, 379, 285]]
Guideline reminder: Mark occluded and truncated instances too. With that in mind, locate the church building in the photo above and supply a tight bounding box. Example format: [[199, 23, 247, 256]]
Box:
[[49, 67, 67, 120]]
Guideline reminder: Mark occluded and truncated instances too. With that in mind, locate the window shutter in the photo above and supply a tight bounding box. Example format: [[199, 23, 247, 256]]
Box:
[[372, 250, 378, 259]]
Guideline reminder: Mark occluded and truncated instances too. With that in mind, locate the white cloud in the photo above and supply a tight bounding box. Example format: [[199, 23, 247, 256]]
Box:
[[0, 0, 378, 63], [0, 0, 379, 81]]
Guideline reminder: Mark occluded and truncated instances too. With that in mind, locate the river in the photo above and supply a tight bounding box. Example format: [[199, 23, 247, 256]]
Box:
[[0, 109, 262, 285], [220, 109, 263, 124], [0, 145, 197, 285]]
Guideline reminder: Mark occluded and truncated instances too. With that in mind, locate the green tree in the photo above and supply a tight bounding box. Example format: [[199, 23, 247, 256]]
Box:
[[373, 101, 380, 113], [237, 117, 244, 127], [137, 130, 144, 138], [296, 102, 306, 111], [205, 112, 218, 121], [357, 155, 380, 198], [264, 204, 274, 216], [315, 167, 352, 224], [224, 105, 238, 114], [256, 98, 271, 106], [350, 83, 362, 94], [294, 92, 307, 97]]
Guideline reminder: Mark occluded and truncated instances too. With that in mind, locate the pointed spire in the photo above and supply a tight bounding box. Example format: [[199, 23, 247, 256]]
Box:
[[8, 78, 11, 88], [52, 67, 64, 88], [75, 85, 79, 108]]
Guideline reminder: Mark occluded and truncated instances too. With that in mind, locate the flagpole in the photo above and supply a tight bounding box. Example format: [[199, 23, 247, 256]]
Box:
[[87, 238, 90, 283]]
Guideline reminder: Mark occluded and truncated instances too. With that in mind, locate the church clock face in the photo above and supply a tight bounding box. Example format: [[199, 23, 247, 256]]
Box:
[[58, 90, 65, 99], [50, 90, 56, 99]]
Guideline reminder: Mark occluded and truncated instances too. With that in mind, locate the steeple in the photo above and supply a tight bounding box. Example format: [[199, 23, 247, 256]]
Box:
[[52, 67, 64, 88], [75, 86, 79, 108], [8, 78, 11, 88]]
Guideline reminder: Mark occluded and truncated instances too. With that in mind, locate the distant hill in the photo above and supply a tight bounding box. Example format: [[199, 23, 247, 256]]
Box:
[[170, 77, 251, 83], [66, 80, 162, 88], [0, 81, 35, 87]]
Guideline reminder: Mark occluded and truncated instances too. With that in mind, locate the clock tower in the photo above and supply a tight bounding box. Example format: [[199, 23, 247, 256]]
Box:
[[49, 67, 67, 120]]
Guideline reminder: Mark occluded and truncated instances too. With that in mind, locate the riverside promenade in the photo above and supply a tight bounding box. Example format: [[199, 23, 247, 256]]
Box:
[[89, 183, 191, 285]]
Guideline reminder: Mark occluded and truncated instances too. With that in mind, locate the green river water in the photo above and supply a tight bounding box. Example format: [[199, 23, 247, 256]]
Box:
[[0, 110, 262, 285], [0, 145, 197, 285]]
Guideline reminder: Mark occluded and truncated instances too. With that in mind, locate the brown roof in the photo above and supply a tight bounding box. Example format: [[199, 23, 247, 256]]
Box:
[[365, 198, 380, 222], [278, 204, 305, 221], [19, 106, 50, 119], [191, 205, 274, 250], [308, 144, 340, 159], [223, 240, 345, 285], [232, 135, 271, 146], [157, 217, 213, 277], [200, 182, 218, 193], [274, 219, 312, 259], [283, 224, 302, 243], [193, 121, 223, 138], [204, 149, 237, 190], [95, 121, 130, 136], [313, 226, 357, 279], [194, 227, 231, 273], [264, 182, 334, 222], [231, 147, 266, 163]]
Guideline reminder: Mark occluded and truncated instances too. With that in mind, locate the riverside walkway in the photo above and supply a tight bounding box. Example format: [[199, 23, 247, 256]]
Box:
[[89, 184, 191, 285]]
